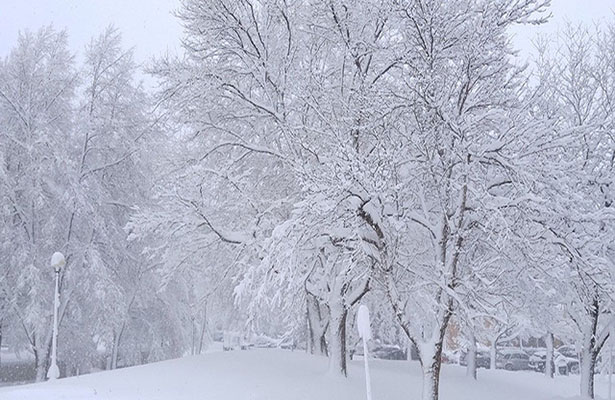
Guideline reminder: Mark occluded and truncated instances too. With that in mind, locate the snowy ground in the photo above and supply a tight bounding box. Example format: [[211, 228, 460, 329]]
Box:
[[0, 349, 610, 400]]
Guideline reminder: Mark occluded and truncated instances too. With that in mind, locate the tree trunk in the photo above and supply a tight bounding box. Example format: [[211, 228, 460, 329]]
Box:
[[490, 340, 497, 370], [198, 305, 208, 354], [111, 324, 125, 370], [320, 332, 328, 356], [306, 296, 317, 355], [545, 332, 554, 378], [580, 299, 599, 399], [307, 294, 328, 356], [580, 346, 597, 399], [191, 316, 196, 355], [466, 331, 477, 379], [0, 320, 3, 371], [34, 349, 42, 381], [35, 353, 49, 381], [419, 342, 445, 400], [422, 362, 440, 400], [327, 302, 347, 377], [35, 333, 53, 381]]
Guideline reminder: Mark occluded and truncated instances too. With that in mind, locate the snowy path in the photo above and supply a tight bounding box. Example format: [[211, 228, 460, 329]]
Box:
[[0, 349, 606, 400]]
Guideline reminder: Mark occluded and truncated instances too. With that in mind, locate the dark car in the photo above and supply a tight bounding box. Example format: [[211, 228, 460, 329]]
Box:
[[372, 345, 407, 360], [459, 350, 491, 368]]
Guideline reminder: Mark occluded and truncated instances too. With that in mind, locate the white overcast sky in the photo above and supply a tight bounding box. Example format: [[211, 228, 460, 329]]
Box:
[[0, 0, 182, 64], [0, 0, 614, 67]]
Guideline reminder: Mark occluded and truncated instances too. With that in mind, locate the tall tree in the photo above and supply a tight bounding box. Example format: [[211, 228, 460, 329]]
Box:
[[531, 23, 615, 399], [0, 26, 78, 380]]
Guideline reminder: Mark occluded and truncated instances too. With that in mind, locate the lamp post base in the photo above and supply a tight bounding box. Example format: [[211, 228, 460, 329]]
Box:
[[47, 363, 60, 380]]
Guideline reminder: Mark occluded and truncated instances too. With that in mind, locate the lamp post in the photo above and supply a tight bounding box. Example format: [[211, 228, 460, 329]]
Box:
[[47, 252, 65, 380], [357, 305, 372, 400]]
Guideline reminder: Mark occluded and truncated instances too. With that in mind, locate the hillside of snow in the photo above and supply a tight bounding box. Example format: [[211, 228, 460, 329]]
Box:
[[0, 349, 608, 400]]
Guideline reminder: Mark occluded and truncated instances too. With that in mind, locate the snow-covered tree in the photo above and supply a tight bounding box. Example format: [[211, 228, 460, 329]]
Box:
[[0, 25, 170, 378], [0, 26, 78, 379], [529, 23, 615, 399], [365, 1, 550, 398], [131, 1, 555, 395]]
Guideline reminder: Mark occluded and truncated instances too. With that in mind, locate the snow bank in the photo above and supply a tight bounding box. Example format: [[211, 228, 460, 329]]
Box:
[[0, 349, 606, 400]]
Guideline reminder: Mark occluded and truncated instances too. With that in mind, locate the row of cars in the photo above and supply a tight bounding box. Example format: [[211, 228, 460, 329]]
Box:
[[455, 346, 580, 375], [222, 332, 303, 351], [220, 331, 410, 360], [219, 331, 583, 375]]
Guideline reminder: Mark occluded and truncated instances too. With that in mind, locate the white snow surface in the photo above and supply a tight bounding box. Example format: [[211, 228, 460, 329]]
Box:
[[0, 349, 608, 400]]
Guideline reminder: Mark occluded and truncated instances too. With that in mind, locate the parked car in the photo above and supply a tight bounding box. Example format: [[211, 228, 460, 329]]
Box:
[[528, 350, 547, 372], [252, 335, 277, 349], [223, 332, 251, 351], [279, 339, 303, 350], [555, 354, 579, 375], [496, 351, 530, 371], [459, 350, 491, 369], [371, 345, 407, 360], [527, 346, 579, 375], [554, 346, 579, 375], [557, 345, 578, 358]]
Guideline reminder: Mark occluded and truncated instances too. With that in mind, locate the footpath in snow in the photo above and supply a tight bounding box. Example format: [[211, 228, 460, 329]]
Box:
[[0, 349, 607, 400]]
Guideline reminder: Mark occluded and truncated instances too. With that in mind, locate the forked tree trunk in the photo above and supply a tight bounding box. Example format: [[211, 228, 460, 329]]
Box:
[[34, 351, 44, 382], [307, 294, 328, 356], [320, 333, 328, 356], [110, 324, 125, 370], [419, 340, 446, 400], [35, 333, 53, 381], [384, 269, 451, 400]]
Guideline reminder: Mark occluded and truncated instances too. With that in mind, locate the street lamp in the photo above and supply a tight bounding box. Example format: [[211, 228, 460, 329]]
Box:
[[47, 252, 65, 380], [357, 305, 372, 400]]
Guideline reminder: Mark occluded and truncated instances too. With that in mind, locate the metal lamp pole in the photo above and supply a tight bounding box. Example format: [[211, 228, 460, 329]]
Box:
[[47, 252, 65, 380], [357, 305, 372, 400]]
